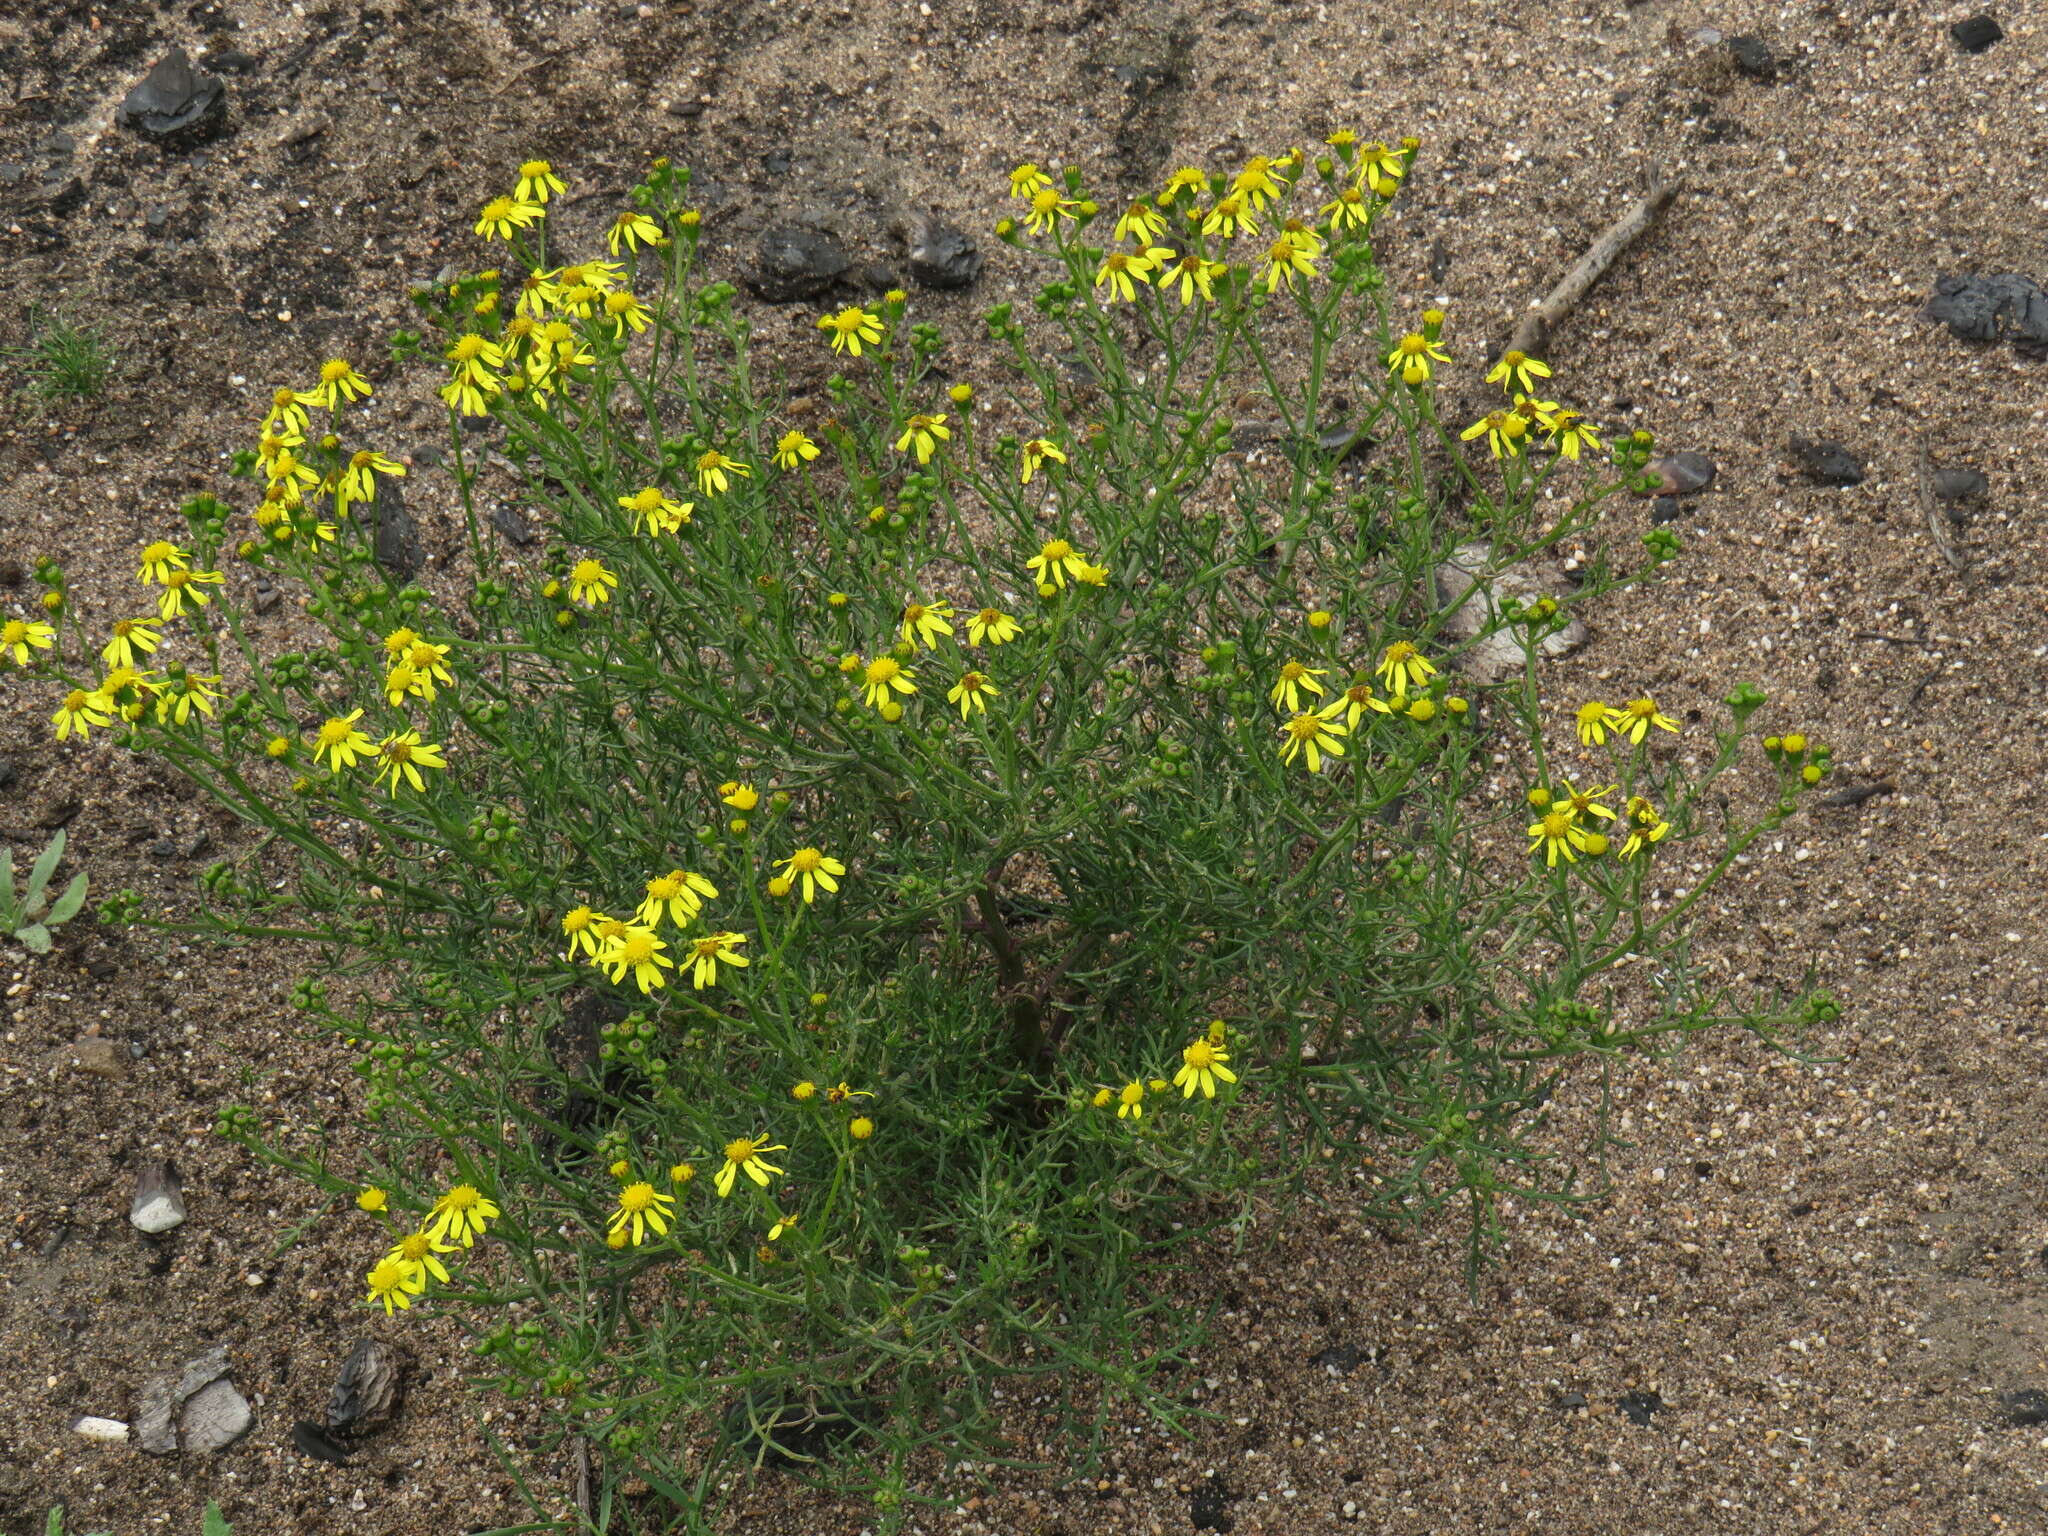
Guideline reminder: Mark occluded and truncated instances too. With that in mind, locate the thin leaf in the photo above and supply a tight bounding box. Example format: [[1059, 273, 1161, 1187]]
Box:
[[25, 830, 64, 910], [17, 923, 51, 955], [0, 844, 16, 925], [46, 871, 88, 926], [45, 1508, 64, 1536], [203, 1501, 234, 1536]]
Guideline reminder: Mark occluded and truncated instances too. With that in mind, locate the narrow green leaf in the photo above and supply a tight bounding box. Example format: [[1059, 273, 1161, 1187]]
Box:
[[45, 1507, 64, 1536], [46, 871, 88, 926], [0, 844, 17, 924], [25, 830, 64, 909]]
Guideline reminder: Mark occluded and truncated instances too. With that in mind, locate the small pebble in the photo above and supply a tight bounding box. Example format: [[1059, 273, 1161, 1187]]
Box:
[[129, 1160, 186, 1234], [1642, 451, 1716, 496], [72, 1416, 130, 1442], [1951, 13, 2004, 53]]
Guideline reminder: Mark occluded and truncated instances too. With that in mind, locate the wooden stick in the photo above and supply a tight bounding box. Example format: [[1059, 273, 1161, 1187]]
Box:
[[1507, 173, 1685, 360], [1915, 437, 1971, 576]]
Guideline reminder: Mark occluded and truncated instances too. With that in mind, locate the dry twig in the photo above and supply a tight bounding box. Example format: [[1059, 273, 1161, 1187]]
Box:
[[1915, 437, 1971, 577], [1507, 173, 1685, 359]]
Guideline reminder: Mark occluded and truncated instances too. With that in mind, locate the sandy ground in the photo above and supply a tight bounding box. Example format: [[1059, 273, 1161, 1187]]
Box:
[[1, 0, 2045, 1531]]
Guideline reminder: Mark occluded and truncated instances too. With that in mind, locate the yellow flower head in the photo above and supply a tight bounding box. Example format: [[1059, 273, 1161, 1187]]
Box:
[[1173, 1036, 1239, 1099], [817, 306, 884, 356], [425, 1183, 501, 1248], [1277, 710, 1348, 773], [608, 1180, 676, 1247], [900, 598, 956, 649], [774, 429, 820, 470], [1606, 696, 1680, 744], [714, 1134, 786, 1197], [1025, 537, 1092, 592], [894, 413, 951, 465], [516, 158, 566, 204], [772, 847, 846, 904], [967, 607, 1020, 647], [861, 655, 917, 710]]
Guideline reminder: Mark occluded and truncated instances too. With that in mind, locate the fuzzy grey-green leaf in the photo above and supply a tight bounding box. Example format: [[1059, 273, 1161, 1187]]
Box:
[[46, 871, 89, 926]]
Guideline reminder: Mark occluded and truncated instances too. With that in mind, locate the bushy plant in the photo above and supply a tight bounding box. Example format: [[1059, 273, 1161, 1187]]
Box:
[[33, 143, 1834, 1522]]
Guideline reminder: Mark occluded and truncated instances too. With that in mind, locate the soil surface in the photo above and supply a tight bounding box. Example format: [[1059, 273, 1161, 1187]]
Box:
[[2, 1, 2045, 1533]]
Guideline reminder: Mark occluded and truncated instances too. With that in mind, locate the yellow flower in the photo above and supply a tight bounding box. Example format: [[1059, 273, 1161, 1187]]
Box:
[[607, 208, 667, 255], [636, 868, 718, 926], [826, 1081, 872, 1104], [1333, 681, 1393, 729], [719, 781, 760, 811], [861, 655, 917, 710], [791, 1081, 818, 1101], [337, 449, 406, 515], [1375, 641, 1436, 698], [773, 847, 845, 904], [600, 925, 673, 993], [1278, 710, 1348, 772], [1260, 230, 1319, 292], [295, 357, 373, 409], [1116, 1080, 1146, 1120], [1113, 198, 1168, 243], [602, 289, 652, 338], [1574, 701, 1612, 746], [1173, 1036, 1239, 1099], [714, 1134, 786, 1197], [568, 558, 617, 607], [895, 412, 951, 465], [3, 618, 56, 667], [1321, 184, 1371, 229], [967, 607, 1020, 647], [774, 430, 820, 470], [1158, 166, 1208, 204], [1023, 186, 1077, 235], [1019, 437, 1067, 484], [356, 1187, 388, 1213], [1269, 660, 1328, 714], [137, 540, 192, 585], [1356, 141, 1406, 196], [387, 1228, 457, 1286], [1606, 696, 1680, 744], [685, 931, 748, 990], [1621, 796, 1671, 857], [475, 196, 542, 242], [816, 305, 884, 356], [364, 1256, 425, 1316], [1233, 153, 1293, 209], [1025, 537, 1092, 591], [1485, 350, 1553, 396], [1527, 810, 1599, 867], [425, 1183, 500, 1248], [1545, 409, 1603, 461], [374, 730, 448, 793], [900, 598, 955, 650], [609, 1180, 676, 1247], [1557, 778, 1617, 823], [1093, 245, 1165, 302], [671, 1162, 696, 1184], [155, 673, 222, 727], [153, 567, 224, 621], [312, 710, 375, 772], [1163, 251, 1229, 305], [1201, 193, 1258, 239], [1461, 410, 1529, 459], [561, 906, 604, 959], [1386, 333, 1451, 386], [262, 386, 309, 437], [849, 1117, 874, 1140], [1009, 162, 1052, 198], [515, 158, 566, 204], [695, 449, 751, 496], [619, 485, 692, 535], [1091, 1087, 1114, 1109], [948, 670, 998, 719]]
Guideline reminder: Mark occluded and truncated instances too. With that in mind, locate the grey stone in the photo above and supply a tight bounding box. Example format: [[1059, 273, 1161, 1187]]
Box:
[[1642, 451, 1715, 496], [327, 1337, 408, 1433], [1651, 495, 1682, 525], [905, 214, 981, 290], [130, 1161, 186, 1234], [43, 1035, 126, 1081], [1432, 541, 1587, 686], [1952, 14, 2004, 53], [250, 577, 281, 614], [136, 1345, 231, 1455], [1789, 435, 1866, 486], [1925, 274, 2048, 349], [744, 225, 851, 303], [1728, 36, 1776, 80], [1931, 467, 1989, 503], [490, 504, 537, 546], [118, 50, 229, 146], [180, 1378, 254, 1453], [369, 471, 421, 581]]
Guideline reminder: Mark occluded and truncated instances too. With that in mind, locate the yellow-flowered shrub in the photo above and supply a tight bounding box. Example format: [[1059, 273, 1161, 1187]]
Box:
[[37, 147, 1837, 1516]]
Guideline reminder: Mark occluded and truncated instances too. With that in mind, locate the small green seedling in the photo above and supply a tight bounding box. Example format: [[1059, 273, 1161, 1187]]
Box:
[[3, 829, 89, 953]]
